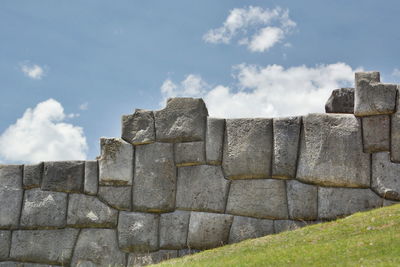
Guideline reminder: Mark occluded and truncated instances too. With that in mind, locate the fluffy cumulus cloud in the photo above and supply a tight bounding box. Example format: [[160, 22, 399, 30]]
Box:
[[20, 62, 46, 80], [392, 68, 400, 77], [161, 63, 359, 118], [203, 6, 296, 52], [0, 99, 88, 163]]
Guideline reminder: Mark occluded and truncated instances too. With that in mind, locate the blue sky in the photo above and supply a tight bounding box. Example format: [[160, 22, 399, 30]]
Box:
[[1, 0, 399, 163]]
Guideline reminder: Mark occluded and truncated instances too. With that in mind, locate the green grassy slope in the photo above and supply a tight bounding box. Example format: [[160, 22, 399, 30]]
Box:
[[155, 204, 400, 267]]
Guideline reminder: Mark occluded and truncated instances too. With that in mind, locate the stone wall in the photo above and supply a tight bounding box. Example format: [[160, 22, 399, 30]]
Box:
[[1, 71, 399, 267]]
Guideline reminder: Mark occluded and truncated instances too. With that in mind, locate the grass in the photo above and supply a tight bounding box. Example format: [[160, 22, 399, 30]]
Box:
[[155, 204, 400, 267]]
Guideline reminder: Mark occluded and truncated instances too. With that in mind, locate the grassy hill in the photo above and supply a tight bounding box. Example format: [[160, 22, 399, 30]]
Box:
[[155, 204, 400, 267]]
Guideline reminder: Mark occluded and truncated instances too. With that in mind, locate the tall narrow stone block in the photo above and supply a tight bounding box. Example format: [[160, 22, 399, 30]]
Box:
[[206, 117, 225, 165], [390, 88, 400, 162], [175, 141, 205, 166], [0, 188, 23, 229], [372, 152, 400, 200], [286, 180, 318, 220], [0, 230, 11, 259], [84, 160, 98, 195], [23, 163, 43, 189], [41, 161, 84, 193], [122, 109, 155, 145], [362, 115, 390, 153]]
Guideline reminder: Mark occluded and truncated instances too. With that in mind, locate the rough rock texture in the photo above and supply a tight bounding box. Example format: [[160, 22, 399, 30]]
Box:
[[226, 179, 288, 219], [98, 138, 134, 186], [178, 249, 201, 257], [297, 114, 370, 187], [20, 189, 67, 228], [122, 109, 155, 145], [383, 199, 400, 206], [0, 230, 11, 259], [325, 88, 355, 114], [159, 210, 190, 249], [372, 152, 400, 200], [154, 98, 208, 142], [84, 160, 98, 195], [118, 212, 159, 252], [391, 89, 400, 162], [41, 161, 84, 193], [206, 118, 225, 165], [174, 141, 205, 166], [286, 180, 318, 220], [222, 118, 273, 179], [0, 165, 22, 189], [228, 216, 274, 243], [98, 186, 131, 210], [127, 250, 178, 267], [176, 165, 229, 213], [272, 117, 301, 179], [23, 163, 43, 189], [133, 143, 176, 212], [362, 115, 390, 153], [0, 165, 23, 229], [274, 220, 312, 233], [355, 71, 380, 89], [318, 187, 382, 220], [187, 212, 233, 249]]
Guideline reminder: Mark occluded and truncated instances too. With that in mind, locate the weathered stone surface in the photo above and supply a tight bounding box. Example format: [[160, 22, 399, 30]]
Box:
[[274, 220, 312, 233], [118, 212, 159, 252], [176, 165, 229, 213], [0, 165, 22, 189], [20, 189, 67, 228], [175, 142, 205, 166], [222, 119, 273, 179], [391, 88, 400, 162], [0, 230, 11, 259], [23, 163, 43, 189], [0, 188, 23, 229], [178, 249, 201, 257], [355, 71, 380, 88], [372, 152, 400, 200], [325, 87, 355, 114], [133, 143, 176, 212], [127, 250, 178, 267], [98, 186, 131, 210], [187, 212, 233, 249], [228, 216, 274, 243], [71, 229, 126, 267], [10, 229, 79, 265], [226, 179, 288, 219], [41, 161, 84, 193], [23, 264, 60, 267], [297, 114, 370, 187], [318, 187, 382, 220], [154, 98, 208, 142], [159, 210, 190, 249], [99, 138, 134, 186], [272, 117, 301, 179], [0, 262, 22, 267], [286, 180, 318, 220], [84, 161, 98, 195], [206, 118, 225, 165], [67, 194, 117, 228], [362, 115, 390, 153], [383, 199, 400, 206], [122, 109, 155, 145]]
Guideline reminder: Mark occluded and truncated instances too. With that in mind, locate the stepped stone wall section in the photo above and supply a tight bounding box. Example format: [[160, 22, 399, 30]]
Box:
[[1, 71, 400, 266]]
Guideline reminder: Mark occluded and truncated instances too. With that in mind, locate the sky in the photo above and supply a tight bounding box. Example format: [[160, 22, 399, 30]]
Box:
[[1, 0, 400, 163]]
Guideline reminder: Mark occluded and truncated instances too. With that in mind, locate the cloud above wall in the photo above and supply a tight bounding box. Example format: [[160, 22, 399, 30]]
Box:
[[20, 62, 46, 80], [0, 99, 88, 163]]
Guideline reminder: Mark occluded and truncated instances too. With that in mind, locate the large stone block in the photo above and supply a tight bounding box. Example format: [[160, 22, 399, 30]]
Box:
[[286, 180, 318, 220], [176, 165, 229, 213], [174, 142, 205, 166], [71, 229, 126, 267], [318, 187, 382, 220], [391, 88, 400, 162], [118, 212, 159, 253], [41, 161, 84, 193], [98, 138, 134, 186], [84, 160, 98, 195], [154, 98, 208, 142], [0, 230, 11, 259], [325, 87, 355, 114], [272, 117, 301, 179], [206, 117, 225, 165], [226, 179, 288, 219], [159, 210, 190, 249], [297, 114, 370, 187], [362, 115, 390, 153], [228, 216, 274, 244], [127, 250, 178, 267], [20, 189, 67, 228], [133, 143, 176, 212], [122, 109, 155, 145], [23, 163, 43, 189], [187, 212, 233, 249], [372, 152, 400, 200], [222, 119, 273, 179], [0, 165, 22, 189], [10, 229, 79, 265], [98, 186, 131, 210], [0, 188, 23, 229]]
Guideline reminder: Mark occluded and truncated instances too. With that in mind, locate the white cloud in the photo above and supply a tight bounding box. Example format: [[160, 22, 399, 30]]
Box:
[[160, 63, 360, 118], [161, 74, 209, 104], [0, 99, 88, 163], [20, 62, 46, 80], [392, 68, 400, 77], [79, 102, 89, 110], [203, 6, 296, 52]]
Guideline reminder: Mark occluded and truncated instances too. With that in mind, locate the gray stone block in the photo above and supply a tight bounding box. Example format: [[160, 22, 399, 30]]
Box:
[[122, 109, 155, 145], [133, 143, 176, 212], [23, 264, 60, 267], [176, 165, 229, 213], [175, 142, 205, 166], [71, 229, 126, 267], [318, 187, 382, 220], [372, 152, 400, 200], [228, 216, 274, 243], [10, 228, 79, 265], [272, 117, 301, 179], [20, 189, 67, 228], [391, 89, 400, 162], [23, 163, 43, 189], [226, 179, 288, 219], [178, 249, 201, 257], [0, 188, 23, 229], [41, 161, 84, 193], [286, 180, 318, 220], [118, 212, 159, 252], [154, 98, 208, 143], [127, 250, 178, 267], [0, 262, 22, 267], [67, 194, 117, 228], [159, 210, 190, 249], [0, 165, 22, 189], [0, 230, 11, 259], [222, 119, 273, 179], [98, 138, 134, 186], [297, 114, 370, 187], [187, 212, 233, 249], [325, 88, 354, 114], [98, 186, 131, 210], [206, 118, 225, 165], [362, 115, 390, 153], [84, 161, 98, 195], [355, 71, 380, 88], [274, 220, 312, 233]]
